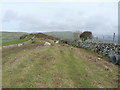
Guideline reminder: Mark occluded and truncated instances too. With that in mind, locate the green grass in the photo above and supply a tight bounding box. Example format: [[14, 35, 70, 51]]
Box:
[[1, 32, 27, 42], [1, 31, 29, 46], [2, 43, 118, 88], [2, 38, 30, 46], [2, 33, 34, 46]]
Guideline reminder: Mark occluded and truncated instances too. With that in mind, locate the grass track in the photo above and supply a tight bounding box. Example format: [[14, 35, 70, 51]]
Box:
[[2, 44, 118, 88]]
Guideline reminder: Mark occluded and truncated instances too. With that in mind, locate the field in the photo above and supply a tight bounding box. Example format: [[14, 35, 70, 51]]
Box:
[[2, 38, 30, 46], [1, 32, 27, 42], [2, 41, 118, 88], [0, 32, 28, 46]]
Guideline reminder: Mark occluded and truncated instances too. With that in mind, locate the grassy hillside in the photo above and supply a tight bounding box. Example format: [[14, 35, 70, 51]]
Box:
[[2, 34, 31, 46], [1, 32, 27, 42], [2, 32, 60, 46], [2, 41, 118, 88], [2, 38, 30, 46]]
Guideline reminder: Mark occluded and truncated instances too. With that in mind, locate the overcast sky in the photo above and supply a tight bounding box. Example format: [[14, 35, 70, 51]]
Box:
[[0, 1, 118, 35]]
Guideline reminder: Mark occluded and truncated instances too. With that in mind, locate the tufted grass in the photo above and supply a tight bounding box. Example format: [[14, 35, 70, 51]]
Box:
[[2, 43, 118, 88]]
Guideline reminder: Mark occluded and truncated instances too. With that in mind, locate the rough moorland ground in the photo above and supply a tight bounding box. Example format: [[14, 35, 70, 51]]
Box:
[[2, 42, 118, 88]]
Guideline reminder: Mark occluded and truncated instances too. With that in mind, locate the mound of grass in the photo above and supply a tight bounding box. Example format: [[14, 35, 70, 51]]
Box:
[[2, 43, 118, 88]]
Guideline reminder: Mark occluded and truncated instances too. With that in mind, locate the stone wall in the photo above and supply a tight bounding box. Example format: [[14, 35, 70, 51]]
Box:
[[61, 40, 120, 65]]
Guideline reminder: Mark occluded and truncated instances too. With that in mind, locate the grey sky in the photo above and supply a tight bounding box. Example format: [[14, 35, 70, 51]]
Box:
[[1, 2, 118, 35]]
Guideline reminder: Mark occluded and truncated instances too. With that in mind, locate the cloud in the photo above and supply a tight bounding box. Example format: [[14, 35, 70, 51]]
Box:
[[1, 2, 118, 35]]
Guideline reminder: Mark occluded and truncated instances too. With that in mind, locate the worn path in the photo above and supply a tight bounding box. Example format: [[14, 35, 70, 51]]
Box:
[[2, 43, 118, 88]]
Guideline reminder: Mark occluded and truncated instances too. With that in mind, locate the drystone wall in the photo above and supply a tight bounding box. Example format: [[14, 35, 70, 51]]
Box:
[[60, 40, 120, 65]]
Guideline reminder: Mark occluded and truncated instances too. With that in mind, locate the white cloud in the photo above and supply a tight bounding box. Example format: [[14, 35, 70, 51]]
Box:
[[1, 2, 118, 35]]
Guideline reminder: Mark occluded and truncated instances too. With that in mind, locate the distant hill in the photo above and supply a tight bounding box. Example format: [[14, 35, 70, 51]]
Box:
[[1, 31, 118, 44], [44, 31, 75, 40], [93, 34, 118, 43], [31, 33, 60, 40], [45, 31, 118, 43], [1, 32, 27, 42], [2, 32, 60, 46]]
